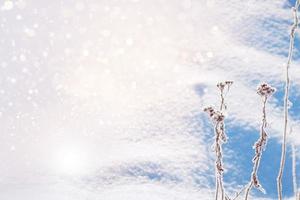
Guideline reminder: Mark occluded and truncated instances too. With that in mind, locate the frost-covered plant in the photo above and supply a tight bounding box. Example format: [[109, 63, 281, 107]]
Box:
[[204, 81, 233, 200], [244, 83, 276, 200], [277, 1, 299, 199]]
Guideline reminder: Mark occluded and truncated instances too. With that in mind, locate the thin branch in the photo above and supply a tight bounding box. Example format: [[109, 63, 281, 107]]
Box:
[[231, 185, 248, 200], [216, 81, 233, 200], [204, 81, 233, 200], [277, 1, 299, 200], [214, 120, 226, 200], [216, 175, 220, 200], [245, 83, 275, 200]]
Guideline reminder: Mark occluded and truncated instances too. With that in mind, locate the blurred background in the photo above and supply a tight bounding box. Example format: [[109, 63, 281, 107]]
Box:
[[0, 0, 299, 199]]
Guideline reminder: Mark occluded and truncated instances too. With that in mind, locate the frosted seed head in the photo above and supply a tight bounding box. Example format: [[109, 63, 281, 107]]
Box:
[[217, 82, 226, 91], [203, 106, 215, 117], [203, 107, 224, 123], [224, 80, 233, 86], [217, 80, 234, 92], [257, 83, 276, 97]]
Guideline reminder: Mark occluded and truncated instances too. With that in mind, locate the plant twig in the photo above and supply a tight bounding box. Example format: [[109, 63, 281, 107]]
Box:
[[277, 1, 299, 199], [204, 81, 233, 200], [244, 83, 276, 200], [231, 185, 248, 200]]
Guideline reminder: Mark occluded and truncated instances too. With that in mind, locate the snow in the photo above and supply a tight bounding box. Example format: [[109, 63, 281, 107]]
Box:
[[0, 0, 299, 199], [1, 1, 13, 11]]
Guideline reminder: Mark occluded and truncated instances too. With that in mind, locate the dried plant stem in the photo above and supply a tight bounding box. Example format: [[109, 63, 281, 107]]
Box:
[[245, 97, 268, 200], [244, 182, 254, 200], [214, 120, 226, 200], [231, 185, 248, 200], [205, 81, 233, 200], [220, 89, 225, 111], [215, 83, 230, 200], [217, 114, 225, 199], [277, 1, 299, 200], [215, 123, 222, 200], [216, 176, 220, 200]]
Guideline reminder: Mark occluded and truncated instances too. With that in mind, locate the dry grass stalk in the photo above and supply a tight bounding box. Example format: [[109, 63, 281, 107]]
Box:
[[244, 83, 276, 200], [204, 81, 233, 200], [230, 185, 248, 200], [277, 1, 300, 199]]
